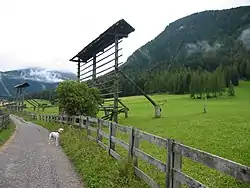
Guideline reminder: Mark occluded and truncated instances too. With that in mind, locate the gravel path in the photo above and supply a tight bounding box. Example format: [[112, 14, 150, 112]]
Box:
[[0, 115, 84, 188]]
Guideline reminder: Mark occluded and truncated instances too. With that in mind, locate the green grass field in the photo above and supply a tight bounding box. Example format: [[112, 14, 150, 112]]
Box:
[[25, 99, 58, 114], [23, 81, 250, 187]]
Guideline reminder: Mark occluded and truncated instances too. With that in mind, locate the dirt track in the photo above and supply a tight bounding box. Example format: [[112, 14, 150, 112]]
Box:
[[0, 115, 84, 188]]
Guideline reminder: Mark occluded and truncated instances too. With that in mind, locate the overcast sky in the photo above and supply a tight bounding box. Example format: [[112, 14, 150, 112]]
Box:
[[0, 0, 249, 73]]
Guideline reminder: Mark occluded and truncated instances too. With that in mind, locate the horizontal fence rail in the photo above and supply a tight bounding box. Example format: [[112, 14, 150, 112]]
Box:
[[22, 111, 250, 188]]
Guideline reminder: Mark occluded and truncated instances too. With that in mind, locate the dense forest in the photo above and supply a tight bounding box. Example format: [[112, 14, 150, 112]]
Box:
[[119, 60, 250, 97], [29, 89, 56, 102]]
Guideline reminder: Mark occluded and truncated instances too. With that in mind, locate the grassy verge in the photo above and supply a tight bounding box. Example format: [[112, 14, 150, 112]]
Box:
[[0, 122, 15, 146], [18, 113, 147, 188]]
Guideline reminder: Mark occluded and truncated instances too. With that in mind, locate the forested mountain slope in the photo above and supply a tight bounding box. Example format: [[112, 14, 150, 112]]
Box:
[[115, 6, 250, 97], [122, 6, 250, 73]]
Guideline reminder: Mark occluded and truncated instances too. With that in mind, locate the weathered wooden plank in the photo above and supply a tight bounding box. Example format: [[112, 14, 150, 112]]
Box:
[[87, 135, 96, 141], [99, 131, 109, 139], [113, 123, 131, 133], [133, 148, 166, 172], [98, 140, 107, 151], [89, 117, 98, 123], [81, 116, 87, 120], [173, 169, 206, 188], [88, 126, 97, 132], [174, 142, 250, 182], [74, 122, 79, 126], [135, 129, 168, 148], [110, 149, 121, 161], [101, 119, 109, 127], [111, 136, 129, 151], [134, 167, 160, 188], [80, 124, 87, 128], [74, 115, 80, 119]]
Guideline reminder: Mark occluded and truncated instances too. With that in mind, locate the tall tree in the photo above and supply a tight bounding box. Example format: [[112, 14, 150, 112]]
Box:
[[56, 80, 103, 116]]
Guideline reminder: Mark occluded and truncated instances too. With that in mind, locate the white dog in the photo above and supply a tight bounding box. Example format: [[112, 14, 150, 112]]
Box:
[[48, 128, 64, 146]]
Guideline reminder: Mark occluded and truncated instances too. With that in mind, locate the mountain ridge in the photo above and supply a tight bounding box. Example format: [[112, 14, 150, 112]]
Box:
[[0, 68, 77, 97], [122, 6, 250, 73]]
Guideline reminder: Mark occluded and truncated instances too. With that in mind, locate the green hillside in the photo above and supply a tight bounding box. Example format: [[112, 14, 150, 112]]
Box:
[[122, 6, 250, 73]]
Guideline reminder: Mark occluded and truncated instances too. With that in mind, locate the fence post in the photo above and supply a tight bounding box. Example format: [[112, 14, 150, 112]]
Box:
[[86, 116, 90, 136], [96, 118, 102, 142], [79, 115, 82, 128], [132, 129, 139, 167], [173, 141, 182, 188], [128, 126, 134, 158], [110, 122, 117, 152], [108, 121, 112, 154], [166, 139, 174, 188]]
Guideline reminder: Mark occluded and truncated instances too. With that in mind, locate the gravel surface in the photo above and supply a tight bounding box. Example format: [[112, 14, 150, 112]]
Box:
[[0, 115, 84, 188]]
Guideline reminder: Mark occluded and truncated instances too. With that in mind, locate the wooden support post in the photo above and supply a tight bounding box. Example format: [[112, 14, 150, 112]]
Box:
[[204, 89, 207, 113], [110, 122, 117, 152], [104, 109, 108, 116], [113, 36, 119, 123], [97, 118, 102, 142], [77, 58, 81, 82], [132, 129, 139, 167], [16, 88, 19, 110], [108, 121, 112, 154], [166, 139, 173, 188], [86, 116, 91, 136], [125, 109, 128, 118], [166, 139, 182, 188], [173, 149, 182, 188], [155, 105, 161, 118], [128, 126, 134, 158], [79, 115, 83, 128], [21, 88, 24, 111]]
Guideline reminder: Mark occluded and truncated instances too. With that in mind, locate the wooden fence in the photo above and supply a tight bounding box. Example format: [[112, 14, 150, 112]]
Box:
[[0, 113, 10, 131], [23, 111, 250, 188]]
